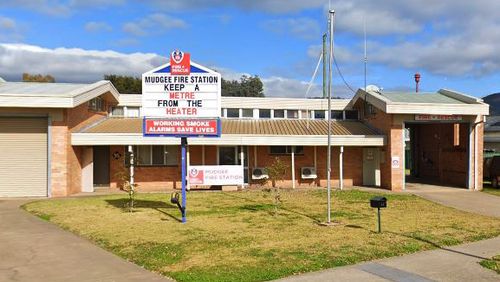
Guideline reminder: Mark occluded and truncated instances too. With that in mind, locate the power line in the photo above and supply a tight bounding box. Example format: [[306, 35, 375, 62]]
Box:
[[333, 55, 356, 94]]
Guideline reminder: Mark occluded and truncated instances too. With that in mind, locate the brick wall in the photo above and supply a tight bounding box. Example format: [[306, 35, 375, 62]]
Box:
[[44, 99, 109, 197], [108, 144, 364, 190], [354, 99, 402, 191]]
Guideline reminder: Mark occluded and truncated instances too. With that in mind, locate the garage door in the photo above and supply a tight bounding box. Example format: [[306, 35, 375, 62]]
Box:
[[0, 117, 48, 197]]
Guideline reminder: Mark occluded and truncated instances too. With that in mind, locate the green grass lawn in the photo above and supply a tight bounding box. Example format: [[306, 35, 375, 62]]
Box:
[[483, 187, 500, 197], [480, 255, 500, 274], [23, 189, 500, 282]]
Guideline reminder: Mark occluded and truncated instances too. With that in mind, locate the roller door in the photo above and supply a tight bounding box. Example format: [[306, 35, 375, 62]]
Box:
[[0, 117, 48, 197]]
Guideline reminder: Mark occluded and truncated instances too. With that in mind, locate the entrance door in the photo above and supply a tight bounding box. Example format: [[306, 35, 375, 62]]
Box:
[[93, 146, 110, 186], [218, 146, 248, 184], [363, 148, 380, 186]]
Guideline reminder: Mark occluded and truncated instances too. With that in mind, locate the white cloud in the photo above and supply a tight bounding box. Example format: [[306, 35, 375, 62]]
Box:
[[0, 43, 165, 82], [261, 18, 321, 40], [0, 43, 353, 98], [84, 21, 112, 32], [0, 0, 125, 16], [123, 13, 187, 37], [144, 0, 326, 13]]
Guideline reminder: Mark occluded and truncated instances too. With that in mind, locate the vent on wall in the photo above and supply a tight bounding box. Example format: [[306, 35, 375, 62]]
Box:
[[252, 167, 269, 180], [301, 167, 317, 179]]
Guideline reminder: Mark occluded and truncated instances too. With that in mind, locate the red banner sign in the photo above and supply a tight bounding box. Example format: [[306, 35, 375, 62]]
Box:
[[415, 114, 462, 121], [170, 50, 190, 75], [144, 118, 220, 137]]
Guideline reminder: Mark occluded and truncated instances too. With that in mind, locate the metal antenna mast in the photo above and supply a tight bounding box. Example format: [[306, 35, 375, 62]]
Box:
[[326, 9, 335, 224]]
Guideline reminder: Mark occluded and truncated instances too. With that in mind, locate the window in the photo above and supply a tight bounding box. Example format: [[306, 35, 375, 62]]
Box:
[[301, 110, 311, 119], [344, 110, 358, 120], [287, 110, 299, 119], [127, 107, 140, 117], [111, 107, 124, 116], [331, 110, 343, 119], [88, 97, 106, 112], [314, 110, 325, 119], [242, 109, 253, 118], [269, 146, 304, 155], [227, 108, 239, 118], [259, 109, 271, 119], [126, 145, 178, 166], [273, 110, 285, 118]]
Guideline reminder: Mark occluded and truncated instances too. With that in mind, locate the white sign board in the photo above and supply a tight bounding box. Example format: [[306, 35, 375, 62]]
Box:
[[188, 165, 244, 186], [142, 51, 221, 118]]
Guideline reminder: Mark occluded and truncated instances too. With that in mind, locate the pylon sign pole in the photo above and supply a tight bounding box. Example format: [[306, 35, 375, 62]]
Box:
[[142, 50, 222, 223], [181, 137, 187, 223]]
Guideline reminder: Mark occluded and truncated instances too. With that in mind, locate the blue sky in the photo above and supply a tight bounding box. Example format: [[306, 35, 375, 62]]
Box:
[[1, 0, 500, 98]]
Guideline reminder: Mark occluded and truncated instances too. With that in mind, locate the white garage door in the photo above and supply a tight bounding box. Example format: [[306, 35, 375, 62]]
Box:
[[0, 117, 48, 197]]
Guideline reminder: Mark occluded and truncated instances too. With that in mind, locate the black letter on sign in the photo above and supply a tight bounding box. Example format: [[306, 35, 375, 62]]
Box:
[[194, 84, 200, 91]]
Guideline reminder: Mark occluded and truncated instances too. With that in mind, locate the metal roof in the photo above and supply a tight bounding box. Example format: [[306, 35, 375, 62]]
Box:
[[81, 118, 379, 136], [381, 92, 466, 104], [0, 81, 107, 97], [485, 116, 500, 132]]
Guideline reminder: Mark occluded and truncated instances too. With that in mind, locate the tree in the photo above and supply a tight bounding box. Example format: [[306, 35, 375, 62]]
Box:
[[222, 75, 264, 97], [22, 73, 55, 82], [104, 74, 141, 94], [265, 157, 289, 215]]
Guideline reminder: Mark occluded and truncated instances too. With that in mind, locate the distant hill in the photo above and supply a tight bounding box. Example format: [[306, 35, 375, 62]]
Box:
[[483, 93, 500, 115]]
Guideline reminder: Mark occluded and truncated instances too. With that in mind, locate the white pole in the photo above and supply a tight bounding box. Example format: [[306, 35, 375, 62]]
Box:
[[240, 146, 245, 188], [128, 145, 134, 185], [291, 147, 296, 189], [326, 9, 335, 224], [339, 146, 344, 190]]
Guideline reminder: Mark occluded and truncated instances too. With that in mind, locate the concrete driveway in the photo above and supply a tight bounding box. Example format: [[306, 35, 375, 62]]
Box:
[[0, 199, 170, 282], [405, 183, 500, 218]]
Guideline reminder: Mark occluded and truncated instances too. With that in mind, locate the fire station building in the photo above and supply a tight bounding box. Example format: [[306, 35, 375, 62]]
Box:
[[0, 79, 489, 197]]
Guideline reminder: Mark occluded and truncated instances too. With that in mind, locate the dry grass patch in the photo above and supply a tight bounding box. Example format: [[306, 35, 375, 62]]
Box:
[[24, 189, 500, 282]]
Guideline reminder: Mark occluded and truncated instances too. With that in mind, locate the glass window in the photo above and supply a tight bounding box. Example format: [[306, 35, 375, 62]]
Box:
[[136, 146, 151, 165], [273, 110, 285, 118], [111, 107, 124, 116], [152, 146, 164, 165], [127, 107, 140, 117], [270, 146, 287, 154], [89, 97, 106, 112], [227, 108, 239, 118], [287, 110, 299, 119], [269, 146, 303, 155], [301, 110, 311, 119], [314, 110, 325, 119], [331, 110, 343, 119], [242, 109, 253, 118], [165, 145, 178, 165], [345, 110, 358, 120], [259, 109, 271, 119]]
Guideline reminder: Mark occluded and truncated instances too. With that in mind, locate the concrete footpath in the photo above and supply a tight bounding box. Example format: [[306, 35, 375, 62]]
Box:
[[276, 236, 500, 282], [277, 185, 500, 282], [405, 183, 500, 218], [0, 199, 170, 282]]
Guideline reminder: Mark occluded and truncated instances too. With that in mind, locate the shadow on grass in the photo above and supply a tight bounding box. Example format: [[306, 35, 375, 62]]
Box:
[[105, 199, 182, 222], [221, 191, 323, 223], [343, 223, 491, 261]]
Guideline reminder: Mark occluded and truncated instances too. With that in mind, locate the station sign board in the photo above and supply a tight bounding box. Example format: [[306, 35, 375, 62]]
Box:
[[142, 51, 221, 120], [143, 118, 221, 137], [188, 165, 244, 186], [415, 114, 462, 121]]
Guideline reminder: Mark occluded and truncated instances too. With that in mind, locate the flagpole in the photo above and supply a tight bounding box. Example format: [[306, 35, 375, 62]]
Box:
[[326, 9, 335, 224]]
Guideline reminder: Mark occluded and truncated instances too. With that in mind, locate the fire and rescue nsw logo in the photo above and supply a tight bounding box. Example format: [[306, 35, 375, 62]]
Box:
[[170, 50, 191, 75], [189, 168, 204, 184]]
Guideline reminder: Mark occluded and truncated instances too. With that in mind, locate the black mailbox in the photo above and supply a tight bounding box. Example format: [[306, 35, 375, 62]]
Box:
[[370, 196, 387, 208], [170, 193, 180, 204]]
